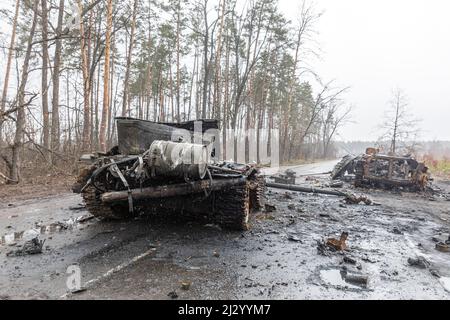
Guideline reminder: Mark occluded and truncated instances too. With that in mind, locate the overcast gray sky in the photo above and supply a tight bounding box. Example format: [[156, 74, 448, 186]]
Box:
[[279, 0, 450, 141]]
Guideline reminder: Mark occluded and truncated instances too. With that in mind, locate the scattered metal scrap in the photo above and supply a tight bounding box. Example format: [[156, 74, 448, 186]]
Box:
[[407, 256, 430, 269], [317, 232, 349, 256], [329, 181, 344, 188], [264, 203, 277, 212], [435, 242, 450, 253], [342, 270, 369, 288], [326, 232, 349, 251], [181, 281, 191, 291], [333, 148, 430, 191], [6, 237, 45, 257], [267, 182, 348, 197], [266, 182, 375, 206], [317, 241, 332, 256], [272, 169, 297, 185], [344, 193, 373, 205]]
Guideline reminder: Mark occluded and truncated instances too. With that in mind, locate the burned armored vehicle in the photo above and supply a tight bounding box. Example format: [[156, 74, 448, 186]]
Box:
[[73, 118, 265, 231], [332, 148, 430, 191]]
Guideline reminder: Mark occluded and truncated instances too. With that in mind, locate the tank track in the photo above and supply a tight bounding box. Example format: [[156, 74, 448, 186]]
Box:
[[212, 183, 251, 231], [249, 175, 266, 211], [82, 176, 258, 230], [82, 186, 129, 220]]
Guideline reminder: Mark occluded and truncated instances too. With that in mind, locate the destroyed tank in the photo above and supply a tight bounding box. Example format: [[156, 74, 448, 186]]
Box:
[[332, 148, 430, 191], [72, 117, 265, 231]]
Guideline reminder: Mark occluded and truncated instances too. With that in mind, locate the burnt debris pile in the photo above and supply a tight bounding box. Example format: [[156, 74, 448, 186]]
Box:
[[332, 147, 430, 192], [73, 118, 265, 231]]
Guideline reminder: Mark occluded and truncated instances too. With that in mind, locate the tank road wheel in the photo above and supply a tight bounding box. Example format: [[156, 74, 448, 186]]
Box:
[[249, 176, 266, 211], [82, 186, 129, 220], [213, 183, 251, 231], [331, 155, 355, 180]]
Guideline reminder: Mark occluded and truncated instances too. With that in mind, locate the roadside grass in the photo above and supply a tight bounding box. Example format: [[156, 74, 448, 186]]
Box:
[[423, 155, 450, 179]]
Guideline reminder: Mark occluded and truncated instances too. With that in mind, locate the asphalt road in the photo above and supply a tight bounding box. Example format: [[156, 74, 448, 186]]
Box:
[[1, 160, 450, 300]]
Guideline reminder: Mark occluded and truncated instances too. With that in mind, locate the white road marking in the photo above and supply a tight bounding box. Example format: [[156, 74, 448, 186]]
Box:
[[60, 247, 157, 299]]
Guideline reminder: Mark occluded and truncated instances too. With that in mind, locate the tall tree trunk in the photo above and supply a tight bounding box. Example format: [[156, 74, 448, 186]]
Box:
[[213, 0, 225, 120], [0, 0, 20, 144], [94, 62, 100, 149], [195, 47, 201, 120], [78, 0, 91, 151], [41, 0, 50, 151], [188, 45, 198, 121], [175, 0, 181, 123], [391, 92, 401, 154], [51, 0, 65, 161], [99, 0, 113, 152], [65, 70, 71, 149], [10, 0, 39, 183], [222, 31, 230, 160], [121, 0, 138, 117], [159, 71, 165, 121], [107, 39, 115, 145], [201, 0, 209, 119], [144, 16, 153, 121], [169, 60, 174, 121], [88, 8, 96, 148]]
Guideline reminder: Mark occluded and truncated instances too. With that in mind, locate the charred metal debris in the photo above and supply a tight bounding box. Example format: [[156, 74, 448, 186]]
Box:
[[273, 169, 297, 185], [332, 148, 431, 192], [266, 181, 376, 206], [6, 238, 45, 257], [317, 232, 349, 256], [73, 118, 265, 231]]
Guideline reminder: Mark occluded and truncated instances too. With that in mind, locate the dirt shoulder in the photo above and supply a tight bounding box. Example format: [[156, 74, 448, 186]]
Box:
[[0, 173, 75, 204]]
